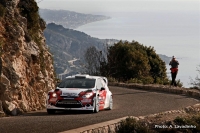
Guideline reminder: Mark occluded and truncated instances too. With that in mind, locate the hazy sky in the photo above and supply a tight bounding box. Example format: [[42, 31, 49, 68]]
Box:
[[38, 0, 200, 14]]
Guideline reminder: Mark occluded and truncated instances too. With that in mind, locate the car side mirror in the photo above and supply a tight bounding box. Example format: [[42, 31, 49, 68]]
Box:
[[100, 87, 105, 91]]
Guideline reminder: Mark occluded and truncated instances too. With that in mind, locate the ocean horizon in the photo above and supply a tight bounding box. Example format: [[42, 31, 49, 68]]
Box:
[[76, 11, 200, 88]]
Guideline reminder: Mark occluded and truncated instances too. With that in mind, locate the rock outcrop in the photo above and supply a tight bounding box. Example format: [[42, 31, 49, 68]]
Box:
[[0, 0, 55, 116]]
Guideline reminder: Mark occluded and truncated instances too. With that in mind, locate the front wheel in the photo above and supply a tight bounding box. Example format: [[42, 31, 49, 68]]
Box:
[[108, 96, 113, 110], [91, 97, 99, 113]]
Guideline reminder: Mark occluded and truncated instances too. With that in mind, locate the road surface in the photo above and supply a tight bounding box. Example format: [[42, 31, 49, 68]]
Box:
[[0, 86, 199, 133]]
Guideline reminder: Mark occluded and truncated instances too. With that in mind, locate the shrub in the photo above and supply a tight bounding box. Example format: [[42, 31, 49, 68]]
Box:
[[176, 79, 183, 87], [168, 79, 183, 87], [141, 76, 154, 84], [18, 0, 43, 41], [116, 117, 153, 133], [127, 76, 154, 85], [172, 115, 200, 132], [127, 78, 143, 84], [97, 41, 169, 85], [107, 77, 118, 83], [116, 115, 200, 133], [190, 65, 200, 89]]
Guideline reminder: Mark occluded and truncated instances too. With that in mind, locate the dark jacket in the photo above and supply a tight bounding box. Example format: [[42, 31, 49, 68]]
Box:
[[169, 60, 179, 68]]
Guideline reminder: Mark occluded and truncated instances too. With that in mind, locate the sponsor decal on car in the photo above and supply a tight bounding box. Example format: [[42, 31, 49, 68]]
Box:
[[62, 93, 78, 97], [81, 99, 92, 103]]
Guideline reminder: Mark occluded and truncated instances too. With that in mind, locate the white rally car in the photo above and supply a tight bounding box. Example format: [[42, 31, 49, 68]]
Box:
[[46, 74, 113, 114]]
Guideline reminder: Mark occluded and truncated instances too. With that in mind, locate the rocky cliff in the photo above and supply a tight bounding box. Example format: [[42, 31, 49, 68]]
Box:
[[0, 0, 55, 116]]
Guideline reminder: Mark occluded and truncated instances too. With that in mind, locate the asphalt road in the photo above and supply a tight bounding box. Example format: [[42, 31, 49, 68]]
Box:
[[0, 86, 199, 133]]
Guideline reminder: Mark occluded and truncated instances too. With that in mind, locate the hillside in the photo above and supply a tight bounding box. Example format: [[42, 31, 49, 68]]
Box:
[[39, 9, 111, 29], [44, 23, 119, 76], [159, 54, 171, 64], [44, 23, 171, 78], [0, 0, 55, 116], [40, 9, 171, 77]]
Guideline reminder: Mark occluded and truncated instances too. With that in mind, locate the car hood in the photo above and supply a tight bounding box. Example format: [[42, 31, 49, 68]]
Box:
[[57, 87, 93, 97]]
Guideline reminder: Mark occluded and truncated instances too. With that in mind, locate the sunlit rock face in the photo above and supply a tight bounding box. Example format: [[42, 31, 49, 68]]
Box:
[[0, 0, 55, 116]]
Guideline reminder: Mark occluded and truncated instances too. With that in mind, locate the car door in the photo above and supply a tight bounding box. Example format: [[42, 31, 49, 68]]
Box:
[[102, 80, 111, 108], [96, 78, 107, 110]]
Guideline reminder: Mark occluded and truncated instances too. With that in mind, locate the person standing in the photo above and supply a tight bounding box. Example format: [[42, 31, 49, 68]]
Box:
[[169, 56, 179, 86]]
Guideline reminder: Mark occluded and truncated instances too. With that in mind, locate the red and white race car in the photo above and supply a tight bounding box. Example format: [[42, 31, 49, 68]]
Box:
[[46, 74, 113, 114]]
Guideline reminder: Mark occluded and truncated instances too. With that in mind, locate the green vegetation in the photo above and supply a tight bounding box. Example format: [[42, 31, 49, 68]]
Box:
[[190, 65, 200, 89], [173, 79, 183, 87], [85, 41, 170, 85], [84, 46, 102, 75], [116, 117, 152, 133], [116, 115, 200, 133], [45, 23, 118, 74], [17, 0, 48, 76], [18, 0, 45, 43], [18, 0, 40, 33]]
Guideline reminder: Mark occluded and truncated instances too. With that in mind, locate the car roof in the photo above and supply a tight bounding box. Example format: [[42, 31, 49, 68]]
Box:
[[66, 74, 105, 80]]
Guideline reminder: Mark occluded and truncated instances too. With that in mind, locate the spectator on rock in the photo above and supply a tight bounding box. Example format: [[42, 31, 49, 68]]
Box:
[[169, 56, 179, 87]]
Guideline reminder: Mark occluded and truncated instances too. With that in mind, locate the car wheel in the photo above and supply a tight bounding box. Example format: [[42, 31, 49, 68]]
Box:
[[92, 97, 99, 113], [47, 109, 56, 114], [108, 96, 113, 110]]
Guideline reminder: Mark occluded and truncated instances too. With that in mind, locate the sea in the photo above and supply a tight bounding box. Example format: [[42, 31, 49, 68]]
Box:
[[76, 11, 200, 88]]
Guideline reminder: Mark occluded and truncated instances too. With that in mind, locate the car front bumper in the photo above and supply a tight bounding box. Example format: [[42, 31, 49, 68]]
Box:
[[46, 104, 95, 111]]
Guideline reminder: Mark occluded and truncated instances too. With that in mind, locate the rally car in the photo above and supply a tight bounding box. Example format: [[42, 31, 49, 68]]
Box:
[[46, 74, 113, 114]]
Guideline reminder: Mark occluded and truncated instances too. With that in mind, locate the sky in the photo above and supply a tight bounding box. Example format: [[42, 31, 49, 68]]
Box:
[[37, 0, 200, 15]]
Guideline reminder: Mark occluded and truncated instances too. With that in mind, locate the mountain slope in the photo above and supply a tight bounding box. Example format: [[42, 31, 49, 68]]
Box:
[[44, 22, 171, 76], [44, 23, 118, 75]]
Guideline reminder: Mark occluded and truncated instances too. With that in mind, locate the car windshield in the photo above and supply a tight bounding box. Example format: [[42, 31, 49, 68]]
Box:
[[58, 78, 95, 88]]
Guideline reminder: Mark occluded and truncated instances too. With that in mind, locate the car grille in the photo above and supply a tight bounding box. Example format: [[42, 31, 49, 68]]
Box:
[[55, 99, 83, 108]]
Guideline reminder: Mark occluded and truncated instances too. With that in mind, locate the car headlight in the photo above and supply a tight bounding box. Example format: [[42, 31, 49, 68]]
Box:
[[82, 92, 93, 98], [52, 93, 57, 98]]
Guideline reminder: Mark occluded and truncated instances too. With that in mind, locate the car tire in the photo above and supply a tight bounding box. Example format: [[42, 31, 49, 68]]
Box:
[[47, 109, 56, 114], [108, 96, 113, 110], [94, 97, 99, 113], [91, 97, 99, 113]]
